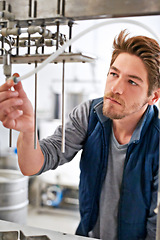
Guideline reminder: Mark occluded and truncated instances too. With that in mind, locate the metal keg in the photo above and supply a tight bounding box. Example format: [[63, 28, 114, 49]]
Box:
[[0, 169, 28, 224]]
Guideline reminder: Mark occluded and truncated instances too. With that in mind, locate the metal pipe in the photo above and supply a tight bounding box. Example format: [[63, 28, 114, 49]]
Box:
[[1, 36, 4, 55], [28, 33, 31, 55], [8, 3, 11, 12], [61, 60, 65, 153], [2, 1, 6, 11], [34, 61, 38, 149], [34, 0, 37, 18], [13, 18, 160, 84], [41, 22, 45, 54], [9, 129, 12, 147], [57, 0, 61, 15], [1, 28, 20, 36], [56, 21, 59, 50], [3, 52, 12, 147], [62, 0, 65, 16], [41, 37, 44, 54], [28, 0, 32, 17], [68, 21, 73, 52], [16, 35, 19, 56]]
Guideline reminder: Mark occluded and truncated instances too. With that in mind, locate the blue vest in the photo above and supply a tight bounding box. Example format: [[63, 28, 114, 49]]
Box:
[[76, 98, 159, 240]]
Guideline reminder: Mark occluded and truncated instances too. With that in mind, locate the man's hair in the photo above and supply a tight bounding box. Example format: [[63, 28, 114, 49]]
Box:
[[110, 30, 160, 96]]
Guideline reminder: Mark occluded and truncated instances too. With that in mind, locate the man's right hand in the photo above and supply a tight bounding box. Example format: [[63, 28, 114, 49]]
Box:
[[0, 79, 34, 133], [0, 78, 45, 176]]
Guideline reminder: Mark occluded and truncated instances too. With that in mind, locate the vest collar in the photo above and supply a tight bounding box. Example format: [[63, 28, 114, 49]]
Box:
[[93, 99, 110, 124], [93, 99, 158, 143]]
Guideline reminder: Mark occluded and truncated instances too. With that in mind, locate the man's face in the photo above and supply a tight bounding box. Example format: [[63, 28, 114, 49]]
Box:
[[103, 52, 150, 119]]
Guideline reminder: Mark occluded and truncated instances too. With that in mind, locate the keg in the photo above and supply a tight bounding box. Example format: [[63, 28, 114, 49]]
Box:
[[0, 169, 28, 224]]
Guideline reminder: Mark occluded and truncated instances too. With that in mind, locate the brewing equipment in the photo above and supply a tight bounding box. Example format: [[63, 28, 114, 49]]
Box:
[[0, 0, 97, 151], [0, 219, 96, 239], [0, 231, 50, 240], [0, 169, 28, 224]]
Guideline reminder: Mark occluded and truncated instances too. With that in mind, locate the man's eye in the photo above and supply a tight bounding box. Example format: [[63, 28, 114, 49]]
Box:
[[110, 72, 117, 77], [128, 80, 138, 86]]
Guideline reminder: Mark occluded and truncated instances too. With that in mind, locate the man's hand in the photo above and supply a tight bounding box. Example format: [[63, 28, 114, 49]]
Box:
[[0, 79, 34, 133]]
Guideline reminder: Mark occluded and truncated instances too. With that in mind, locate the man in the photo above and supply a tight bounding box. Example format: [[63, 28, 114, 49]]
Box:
[[0, 30, 159, 240]]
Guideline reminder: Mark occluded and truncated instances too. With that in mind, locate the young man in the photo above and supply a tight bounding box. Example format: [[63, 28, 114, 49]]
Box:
[[0, 30, 159, 240]]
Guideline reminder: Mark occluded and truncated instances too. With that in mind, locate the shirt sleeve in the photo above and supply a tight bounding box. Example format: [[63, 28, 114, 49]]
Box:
[[38, 99, 92, 174], [145, 171, 158, 240]]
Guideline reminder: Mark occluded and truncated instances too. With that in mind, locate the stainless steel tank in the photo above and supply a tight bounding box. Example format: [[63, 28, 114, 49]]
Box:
[[0, 169, 28, 224]]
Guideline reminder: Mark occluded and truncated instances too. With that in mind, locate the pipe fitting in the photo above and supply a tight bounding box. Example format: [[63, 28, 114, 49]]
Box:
[[0, 11, 15, 21], [1, 28, 20, 36], [41, 29, 52, 38], [27, 26, 43, 35]]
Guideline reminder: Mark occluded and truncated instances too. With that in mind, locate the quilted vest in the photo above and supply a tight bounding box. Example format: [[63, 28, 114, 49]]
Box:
[[76, 98, 159, 240]]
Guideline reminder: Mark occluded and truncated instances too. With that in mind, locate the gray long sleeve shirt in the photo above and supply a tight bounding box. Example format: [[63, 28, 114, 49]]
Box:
[[39, 99, 158, 240]]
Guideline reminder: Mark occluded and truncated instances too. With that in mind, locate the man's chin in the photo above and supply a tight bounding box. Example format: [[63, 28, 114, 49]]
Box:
[[102, 107, 125, 120]]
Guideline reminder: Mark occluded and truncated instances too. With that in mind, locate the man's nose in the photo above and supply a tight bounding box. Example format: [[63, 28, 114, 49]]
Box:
[[111, 78, 124, 95]]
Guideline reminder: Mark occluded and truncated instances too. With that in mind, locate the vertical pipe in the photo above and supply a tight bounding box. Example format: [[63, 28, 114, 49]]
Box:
[[28, 27, 31, 55], [56, 21, 59, 50], [62, 0, 65, 16], [56, 0, 60, 51], [41, 23, 45, 54], [41, 37, 44, 54], [27, 21, 32, 55], [8, 3, 11, 12], [68, 21, 73, 53], [0, 0, 4, 56], [34, 0, 37, 18], [34, 61, 38, 149], [61, 60, 65, 153], [1, 36, 4, 56], [2, 1, 6, 11], [9, 129, 12, 147], [28, 0, 32, 17], [8, 52, 12, 148], [57, 0, 61, 14], [3, 52, 12, 147], [16, 36, 19, 56], [16, 23, 20, 56]]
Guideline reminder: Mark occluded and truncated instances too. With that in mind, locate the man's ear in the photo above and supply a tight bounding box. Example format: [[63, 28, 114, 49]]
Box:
[[148, 88, 160, 105]]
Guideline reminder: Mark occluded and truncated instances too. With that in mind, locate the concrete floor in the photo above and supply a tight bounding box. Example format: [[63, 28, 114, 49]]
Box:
[[27, 205, 80, 235]]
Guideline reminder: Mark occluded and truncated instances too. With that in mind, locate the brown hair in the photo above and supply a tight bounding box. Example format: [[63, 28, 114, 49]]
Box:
[[110, 30, 160, 96]]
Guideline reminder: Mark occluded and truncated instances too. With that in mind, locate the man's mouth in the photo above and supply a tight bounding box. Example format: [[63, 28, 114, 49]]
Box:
[[105, 97, 122, 105]]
